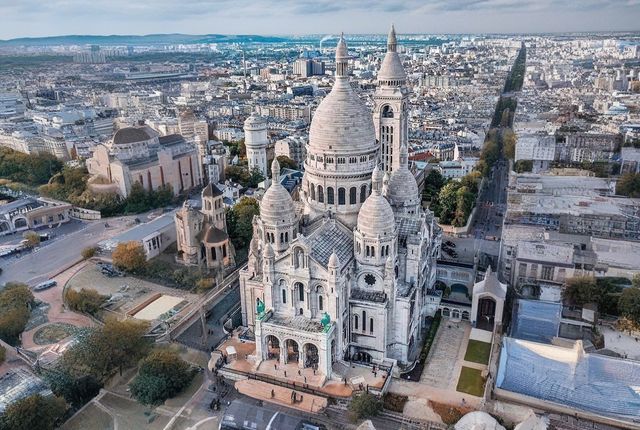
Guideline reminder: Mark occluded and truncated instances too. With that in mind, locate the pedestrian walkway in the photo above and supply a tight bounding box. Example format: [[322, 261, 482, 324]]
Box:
[[420, 322, 468, 389], [235, 379, 327, 413]]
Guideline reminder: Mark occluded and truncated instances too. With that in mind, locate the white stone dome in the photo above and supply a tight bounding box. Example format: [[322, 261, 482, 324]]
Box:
[[308, 36, 376, 155], [378, 25, 406, 82], [388, 144, 419, 208], [388, 169, 419, 206], [357, 166, 395, 237], [260, 159, 296, 226], [357, 193, 395, 237]]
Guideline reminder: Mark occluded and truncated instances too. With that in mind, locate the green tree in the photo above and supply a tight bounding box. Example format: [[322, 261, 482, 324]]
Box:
[[112, 241, 147, 273], [0, 147, 63, 186], [44, 368, 102, 410], [619, 286, 640, 327], [276, 155, 298, 170], [562, 276, 598, 306], [348, 392, 382, 421], [226, 197, 260, 260], [453, 185, 475, 227], [435, 182, 462, 225], [422, 169, 447, 203], [130, 349, 195, 406], [616, 173, 640, 198], [247, 167, 265, 188], [0, 345, 5, 364], [0, 283, 34, 345], [503, 129, 517, 160], [0, 394, 66, 430]]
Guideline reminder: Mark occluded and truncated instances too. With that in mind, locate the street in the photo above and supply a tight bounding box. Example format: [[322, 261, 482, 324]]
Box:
[[0, 216, 135, 285]]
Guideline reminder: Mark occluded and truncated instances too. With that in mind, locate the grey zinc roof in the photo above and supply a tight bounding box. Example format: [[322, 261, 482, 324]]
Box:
[[396, 215, 421, 245], [511, 299, 561, 344], [202, 183, 223, 198], [267, 314, 324, 333], [497, 337, 640, 421], [307, 220, 353, 270], [113, 126, 154, 145]]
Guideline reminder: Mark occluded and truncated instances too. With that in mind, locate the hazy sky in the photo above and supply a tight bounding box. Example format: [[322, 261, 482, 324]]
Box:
[[1, 0, 639, 39]]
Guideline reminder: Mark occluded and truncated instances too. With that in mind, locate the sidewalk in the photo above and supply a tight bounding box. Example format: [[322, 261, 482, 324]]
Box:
[[235, 379, 328, 413]]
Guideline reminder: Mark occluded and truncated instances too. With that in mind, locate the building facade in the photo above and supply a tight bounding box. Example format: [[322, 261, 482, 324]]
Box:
[[244, 114, 269, 178], [239, 31, 441, 378]]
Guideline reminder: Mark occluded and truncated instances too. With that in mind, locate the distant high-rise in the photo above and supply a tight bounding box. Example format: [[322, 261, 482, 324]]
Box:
[[293, 58, 325, 77]]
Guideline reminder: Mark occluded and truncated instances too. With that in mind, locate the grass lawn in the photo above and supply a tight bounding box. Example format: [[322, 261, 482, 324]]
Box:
[[456, 367, 485, 397], [464, 340, 491, 365]]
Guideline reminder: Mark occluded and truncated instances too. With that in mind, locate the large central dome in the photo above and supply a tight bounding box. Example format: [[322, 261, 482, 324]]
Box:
[[308, 36, 376, 155]]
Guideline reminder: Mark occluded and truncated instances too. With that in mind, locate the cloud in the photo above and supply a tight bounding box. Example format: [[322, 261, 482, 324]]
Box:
[[0, 0, 638, 38]]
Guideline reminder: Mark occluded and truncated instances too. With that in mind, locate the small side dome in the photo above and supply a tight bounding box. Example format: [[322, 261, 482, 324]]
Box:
[[388, 143, 419, 209], [357, 165, 395, 237], [113, 126, 155, 145], [328, 250, 340, 268], [264, 242, 275, 258], [260, 159, 296, 226]]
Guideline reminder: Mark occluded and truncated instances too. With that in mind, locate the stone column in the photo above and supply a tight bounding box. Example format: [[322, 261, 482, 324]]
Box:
[[280, 341, 286, 364]]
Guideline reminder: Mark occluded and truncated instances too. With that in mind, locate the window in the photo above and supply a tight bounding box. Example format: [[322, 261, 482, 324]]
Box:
[[318, 186, 324, 203], [354, 315, 359, 330], [541, 266, 554, 281], [223, 244, 227, 258], [212, 247, 216, 260], [338, 188, 345, 205], [318, 295, 323, 310], [310, 184, 315, 200], [366, 246, 370, 257], [298, 285, 305, 301], [285, 232, 288, 242], [282, 289, 287, 304], [362, 311, 366, 330], [518, 263, 527, 277], [327, 187, 334, 204], [364, 274, 376, 286], [369, 318, 374, 334], [360, 185, 367, 203], [350, 187, 357, 204]]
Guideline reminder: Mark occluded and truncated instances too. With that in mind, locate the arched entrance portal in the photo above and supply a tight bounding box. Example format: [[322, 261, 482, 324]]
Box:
[[477, 297, 496, 331], [285, 339, 299, 364], [304, 343, 319, 368], [352, 350, 372, 363], [265, 335, 281, 361], [13, 218, 27, 229]]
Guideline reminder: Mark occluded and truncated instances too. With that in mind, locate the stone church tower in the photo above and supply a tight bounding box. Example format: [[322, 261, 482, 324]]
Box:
[[373, 25, 410, 174]]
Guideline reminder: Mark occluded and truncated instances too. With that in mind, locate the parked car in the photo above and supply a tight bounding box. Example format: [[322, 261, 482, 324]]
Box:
[[33, 279, 57, 291], [445, 240, 456, 248]]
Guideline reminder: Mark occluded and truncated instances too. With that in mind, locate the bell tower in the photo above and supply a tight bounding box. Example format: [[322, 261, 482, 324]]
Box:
[[373, 24, 409, 174]]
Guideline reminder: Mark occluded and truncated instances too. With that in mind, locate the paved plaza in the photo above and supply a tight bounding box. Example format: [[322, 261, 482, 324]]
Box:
[[419, 322, 469, 390]]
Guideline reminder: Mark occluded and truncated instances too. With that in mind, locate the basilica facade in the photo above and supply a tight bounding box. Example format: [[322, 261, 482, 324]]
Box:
[[239, 27, 441, 378]]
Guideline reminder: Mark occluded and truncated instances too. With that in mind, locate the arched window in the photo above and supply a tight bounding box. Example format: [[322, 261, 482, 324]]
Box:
[[354, 315, 359, 330], [282, 289, 287, 304], [370, 318, 374, 333], [318, 295, 323, 311], [360, 185, 367, 203], [382, 105, 394, 118], [211, 247, 216, 260], [338, 188, 345, 205], [310, 184, 315, 200], [298, 285, 305, 302], [349, 187, 357, 204], [318, 186, 324, 203], [371, 247, 375, 258], [327, 187, 334, 204], [285, 232, 288, 242], [366, 246, 370, 257], [280, 232, 284, 243], [362, 311, 366, 330]]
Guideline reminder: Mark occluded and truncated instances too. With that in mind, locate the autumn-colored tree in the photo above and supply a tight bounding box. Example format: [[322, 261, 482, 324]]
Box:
[[619, 285, 640, 327], [0, 283, 34, 345], [65, 288, 107, 315], [81, 246, 97, 260], [22, 231, 40, 248], [112, 241, 147, 273], [276, 155, 298, 170]]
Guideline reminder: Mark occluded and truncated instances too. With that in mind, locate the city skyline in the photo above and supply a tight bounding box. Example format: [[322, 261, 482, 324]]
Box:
[[1, 0, 639, 40]]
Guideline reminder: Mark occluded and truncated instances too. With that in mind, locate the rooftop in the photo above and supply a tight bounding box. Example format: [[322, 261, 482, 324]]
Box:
[[511, 299, 561, 344], [266, 314, 325, 333], [306, 219, 353, 271], [497, 337, 640, 422], [0, 369, 52, 414]]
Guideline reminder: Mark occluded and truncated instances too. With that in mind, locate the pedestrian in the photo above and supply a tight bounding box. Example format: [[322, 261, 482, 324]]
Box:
[[298, 369, 301, 376], [304, 376, 307, 383], [274, 363, 277, 370], [313, 368, 316, 375], [271, 389, 275, 398], [284, 370, 287, 377]]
